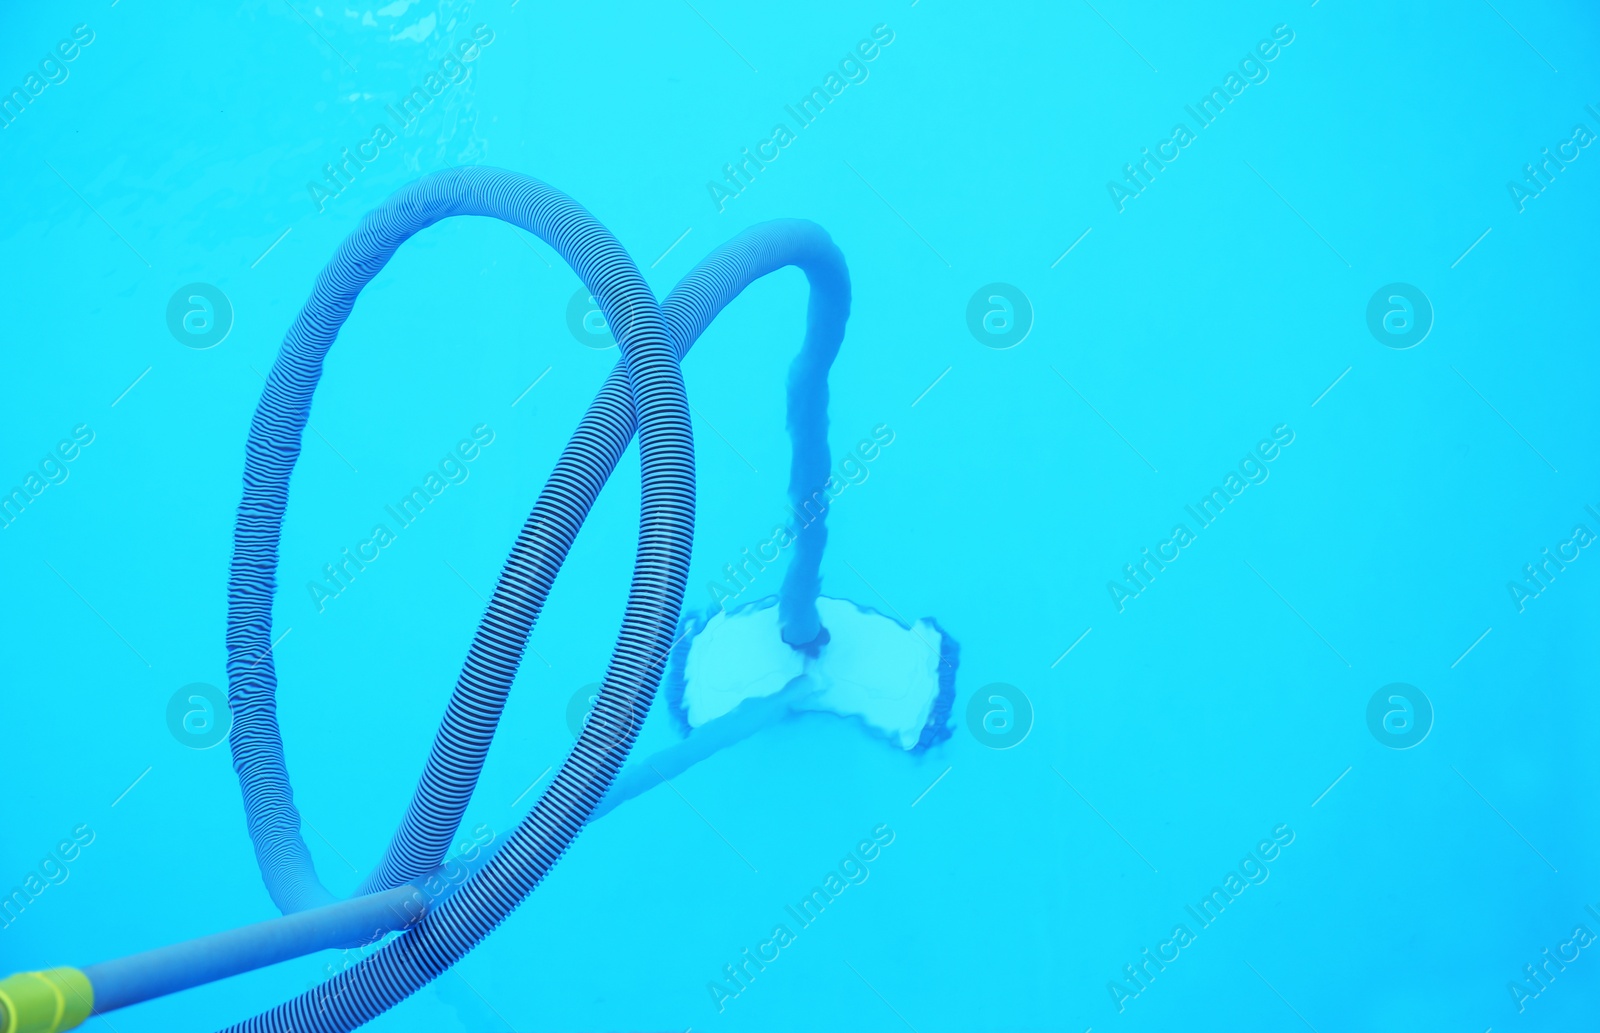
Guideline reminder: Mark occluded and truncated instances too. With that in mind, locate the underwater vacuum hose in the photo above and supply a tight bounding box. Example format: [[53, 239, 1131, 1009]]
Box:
[[0, 166, 853, 1033]]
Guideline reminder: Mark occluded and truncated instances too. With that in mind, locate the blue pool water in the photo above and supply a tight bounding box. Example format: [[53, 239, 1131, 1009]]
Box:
[[2, 1, 1598, 1030]]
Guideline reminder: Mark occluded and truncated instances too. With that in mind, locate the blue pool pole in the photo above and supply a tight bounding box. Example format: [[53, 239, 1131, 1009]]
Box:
[[83, 882, 434, 1014]]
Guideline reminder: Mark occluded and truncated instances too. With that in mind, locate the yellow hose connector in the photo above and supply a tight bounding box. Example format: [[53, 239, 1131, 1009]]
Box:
[[0, 969, 92, 1033]]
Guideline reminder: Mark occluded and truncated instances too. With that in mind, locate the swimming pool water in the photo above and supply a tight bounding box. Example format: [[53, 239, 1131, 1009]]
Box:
[[2, 1, 1598, 1030]]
